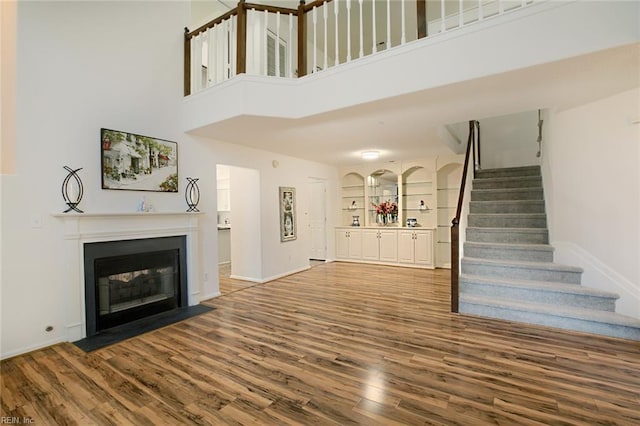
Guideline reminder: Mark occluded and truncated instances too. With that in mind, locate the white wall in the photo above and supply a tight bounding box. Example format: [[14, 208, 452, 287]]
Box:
[[0, 0, 339, 359], [229, 166, 262, 281], [479, 110, 540, 169], [542, 88, 640, 319]]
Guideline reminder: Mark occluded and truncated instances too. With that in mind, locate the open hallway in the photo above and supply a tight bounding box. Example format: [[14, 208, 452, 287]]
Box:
[[2, 263, 639, 424]]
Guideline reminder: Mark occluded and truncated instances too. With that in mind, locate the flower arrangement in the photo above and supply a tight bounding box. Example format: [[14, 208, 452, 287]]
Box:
[[372, 200, 398, 224]]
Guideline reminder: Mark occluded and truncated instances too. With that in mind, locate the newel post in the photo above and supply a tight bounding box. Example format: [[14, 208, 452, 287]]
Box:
[[236, 0, 247, 75], [297, 1, 307, 77], [184, 27, 191, 96], [451, 218, 460, 313]]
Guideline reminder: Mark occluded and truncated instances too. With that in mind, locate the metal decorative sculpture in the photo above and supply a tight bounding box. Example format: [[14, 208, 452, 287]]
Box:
[[62, 166, 84, 213], [185, 177, 200, 212]]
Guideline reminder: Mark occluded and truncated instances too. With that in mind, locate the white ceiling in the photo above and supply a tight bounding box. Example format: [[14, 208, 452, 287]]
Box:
[[193, 43, 639, 167]]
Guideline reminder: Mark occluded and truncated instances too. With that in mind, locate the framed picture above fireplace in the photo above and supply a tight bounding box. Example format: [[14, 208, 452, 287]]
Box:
[[101, 128, 178, 192]]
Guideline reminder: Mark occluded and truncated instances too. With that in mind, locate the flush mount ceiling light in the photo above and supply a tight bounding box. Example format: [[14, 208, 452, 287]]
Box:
[[361, 151, 379, 160]]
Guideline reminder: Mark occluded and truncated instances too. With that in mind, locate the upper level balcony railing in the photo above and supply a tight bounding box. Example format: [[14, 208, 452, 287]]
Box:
[[184, 0, 536, 96]]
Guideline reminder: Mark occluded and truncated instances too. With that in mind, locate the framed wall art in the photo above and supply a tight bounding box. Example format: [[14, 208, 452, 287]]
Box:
[[101, 128, 178, 192], [279, 186, 296, 242]]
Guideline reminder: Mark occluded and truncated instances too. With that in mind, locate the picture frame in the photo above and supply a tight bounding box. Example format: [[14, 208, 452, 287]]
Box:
[[101, 128, 178, 192], [279, 186, 296, 242]]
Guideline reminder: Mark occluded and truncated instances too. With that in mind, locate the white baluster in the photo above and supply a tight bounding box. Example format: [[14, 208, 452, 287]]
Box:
[[401, 0, 406, 44], [459, 0, 463, 27], [264, 10, 268, 76], [440, 0, 445, 33], [346, 0, 352, 62], [479, 0, 484, 21], [312, 6, 317, 73], [230, 17, 237, 78], [226, 18, 232, 78], [499, 0, 504, 14], [214, 23, 223, 82], [276, 11, 281, 77], [335, 0, 340, 66], [289, 13, 293, 77], [323, 4, 328, 70], [190, 33, 197, 92], [372, 0, 377, 53], [207, 29, 214, 86], [386, 0, 391, 48], [359, 0, 364, 58]]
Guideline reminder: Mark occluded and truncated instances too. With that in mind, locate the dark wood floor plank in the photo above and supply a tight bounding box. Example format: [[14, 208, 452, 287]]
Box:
[[2, 263, 639, 424]]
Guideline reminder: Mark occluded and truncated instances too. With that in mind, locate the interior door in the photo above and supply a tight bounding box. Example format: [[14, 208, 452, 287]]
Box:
[[309, 180, 327, 260]]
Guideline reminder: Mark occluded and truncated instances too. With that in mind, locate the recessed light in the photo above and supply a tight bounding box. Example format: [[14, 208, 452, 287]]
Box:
[[361, 151, 379, 160]]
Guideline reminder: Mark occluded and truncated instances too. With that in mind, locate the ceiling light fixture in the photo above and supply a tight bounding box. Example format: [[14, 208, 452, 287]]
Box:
[[361, 151, 379, 160]]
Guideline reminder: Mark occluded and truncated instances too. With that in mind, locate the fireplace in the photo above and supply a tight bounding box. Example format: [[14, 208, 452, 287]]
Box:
[[83, 236, 188, 337]]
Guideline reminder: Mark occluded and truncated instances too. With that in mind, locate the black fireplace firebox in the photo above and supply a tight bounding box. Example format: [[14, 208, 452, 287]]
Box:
[[83, 236, 188, 337]]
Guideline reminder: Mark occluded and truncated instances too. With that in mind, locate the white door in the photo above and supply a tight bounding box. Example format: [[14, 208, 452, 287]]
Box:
[[415, 230, 434, 266], [348, 229, 363, 259], [361, 230, 380, 261], [335, 229, 349, 259], [378, 230, 398, 262], [309, 180, 327, 260], [398, 230, 415, 264]]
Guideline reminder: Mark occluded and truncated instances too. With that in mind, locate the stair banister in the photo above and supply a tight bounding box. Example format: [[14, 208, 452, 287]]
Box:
[[451, 120, 479, 313]]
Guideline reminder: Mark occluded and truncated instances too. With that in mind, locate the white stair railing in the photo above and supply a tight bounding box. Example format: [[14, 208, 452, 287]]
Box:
[[185, 0, 538, 96]]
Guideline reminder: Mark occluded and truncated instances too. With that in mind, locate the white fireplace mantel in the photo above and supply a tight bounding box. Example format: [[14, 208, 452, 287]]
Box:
[[52, 211, 202, 341]]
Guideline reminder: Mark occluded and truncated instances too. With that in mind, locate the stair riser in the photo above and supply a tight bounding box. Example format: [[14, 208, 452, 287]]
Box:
[[459, 303, 640, 340], [467, 229, 549, 244], [473, 177, 542, 190], [470, 201, 545, 214], [475, 167, 541, 179], [461, 262, 582, 284], [471, 189, 544, 201], [468, 215, 547, 228], [463, 245, 554, 262], [459, 282, 616, 311]]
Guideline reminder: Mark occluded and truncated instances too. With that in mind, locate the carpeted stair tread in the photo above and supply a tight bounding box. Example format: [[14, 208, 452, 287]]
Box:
[[459, 273, 619, 299], [475, 166, 541, 179], [464, 241, 554, 252], [462, 257, 584, 274], [472, 175, 542, 189], [460, 293, 640, 329], [467, 226, 548, 233]]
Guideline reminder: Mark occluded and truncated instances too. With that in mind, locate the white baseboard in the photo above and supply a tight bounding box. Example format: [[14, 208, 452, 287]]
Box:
[[260, 266, 311, 283], [200, 291, 222, 301], [553, 241, 640, 319], [1, 337, 66, 361], [231, 265, 312, 284]]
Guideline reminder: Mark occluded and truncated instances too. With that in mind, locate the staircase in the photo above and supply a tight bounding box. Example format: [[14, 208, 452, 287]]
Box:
[[459, 165, 640, 341]]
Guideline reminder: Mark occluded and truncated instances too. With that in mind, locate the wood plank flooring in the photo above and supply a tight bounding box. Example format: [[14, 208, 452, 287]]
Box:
[[2, 262, 639, 425]]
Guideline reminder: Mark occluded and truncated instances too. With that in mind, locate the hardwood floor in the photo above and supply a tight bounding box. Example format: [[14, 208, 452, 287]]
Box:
[[2, 263, 639, 425]]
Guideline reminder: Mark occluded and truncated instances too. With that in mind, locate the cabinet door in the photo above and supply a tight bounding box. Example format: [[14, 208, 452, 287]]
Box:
[[398, 230, 415, 263], [348, 229, 363, 259], [335, 230, 349, 259], [378, 230, 398, 262], [361, 230, 380, 261], [414, 230, 434, 266]]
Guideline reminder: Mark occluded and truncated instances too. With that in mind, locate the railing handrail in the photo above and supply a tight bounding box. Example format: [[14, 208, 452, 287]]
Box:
[[187, 8, 239, 39], [451, 120, 479, 313]]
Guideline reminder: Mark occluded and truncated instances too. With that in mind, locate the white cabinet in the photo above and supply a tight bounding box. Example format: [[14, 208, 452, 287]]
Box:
[[398, 229, 434, 267], [336, 227, 433, 268], [362, 229, 398, 262], [335, 228, 362, 260]]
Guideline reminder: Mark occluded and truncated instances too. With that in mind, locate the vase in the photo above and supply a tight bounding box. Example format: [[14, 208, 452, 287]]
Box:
[[377, 214, 386, 225]]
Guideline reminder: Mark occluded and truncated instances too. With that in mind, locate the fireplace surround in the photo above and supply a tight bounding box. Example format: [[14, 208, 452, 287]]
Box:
[[54, 212, 202, 342]]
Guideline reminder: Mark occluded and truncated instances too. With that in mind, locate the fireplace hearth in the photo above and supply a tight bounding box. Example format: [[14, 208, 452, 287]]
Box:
[[84, 236, 188, 337]]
